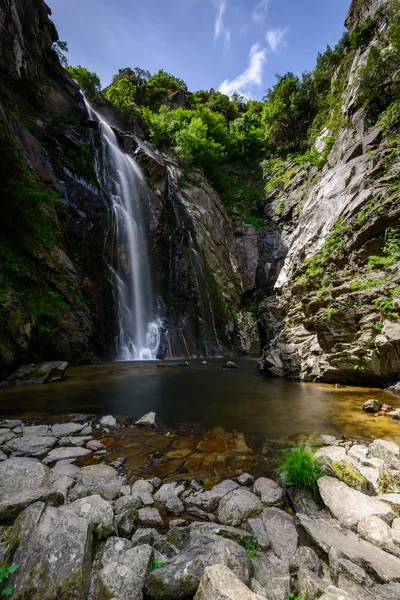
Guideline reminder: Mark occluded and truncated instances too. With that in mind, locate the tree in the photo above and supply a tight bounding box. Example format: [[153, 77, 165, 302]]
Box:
[[106, 77, 136, 108], [148, 69, 187, 92], [52, 40, 69, 67], [67, 66, 101, 100]]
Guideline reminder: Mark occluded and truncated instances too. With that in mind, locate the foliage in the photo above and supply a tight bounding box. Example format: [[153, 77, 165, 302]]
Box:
[[0, 564, 18, 597], [349, 17, 374, 49], [326, 307, 335, 320], [368, 229, 400, 270], [151, 560, 164, 572], [67, 66, 101, 101], [242, 537, 258, 566], [52, 40, 69, 67], [280, 443, 323, 494], [105, 77, 136, 108], [288, 594, 306, 600]]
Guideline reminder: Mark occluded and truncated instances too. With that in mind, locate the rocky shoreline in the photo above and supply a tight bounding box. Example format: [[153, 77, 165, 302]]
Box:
[[0, 413, 400, 599]]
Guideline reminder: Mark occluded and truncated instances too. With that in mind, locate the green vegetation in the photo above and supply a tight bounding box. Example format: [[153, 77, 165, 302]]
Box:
[[67, 66, 101, 100], [0, 564, 18, 597], [151, 560, 164, 572], [288, 594, 306, 600], [368, 229, 400, 270], [326, 307, 335, 320], [280, 443, 323, 494], [242, 537, 258, 567]]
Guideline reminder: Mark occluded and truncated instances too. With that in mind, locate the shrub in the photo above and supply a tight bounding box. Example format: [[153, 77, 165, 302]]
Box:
[[280, 444, 323, 494], [0, 564, 19, 597], [151, 560, 164, 571], [67, 66, 101, 101]]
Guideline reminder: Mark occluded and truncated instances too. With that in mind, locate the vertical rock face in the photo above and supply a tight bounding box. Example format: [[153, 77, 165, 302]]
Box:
[[258, 0, 400, 383]]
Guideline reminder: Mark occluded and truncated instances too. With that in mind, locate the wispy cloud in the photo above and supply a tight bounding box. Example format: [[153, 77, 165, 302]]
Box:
[[214, 0, 231, 48], [219, 43, 267, 97], [265, 27, 289, 52], [252, 0, 270, 23]]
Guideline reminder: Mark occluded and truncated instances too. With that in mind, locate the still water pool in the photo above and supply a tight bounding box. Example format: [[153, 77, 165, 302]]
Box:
[[0, 358, 399, 440]]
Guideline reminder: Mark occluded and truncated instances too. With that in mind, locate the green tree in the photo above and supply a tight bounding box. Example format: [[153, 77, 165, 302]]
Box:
[[67, 66, 101, 101], [105, 77, 137, 108], [52, 40, 69, 67], [148, 69, 187, 92]]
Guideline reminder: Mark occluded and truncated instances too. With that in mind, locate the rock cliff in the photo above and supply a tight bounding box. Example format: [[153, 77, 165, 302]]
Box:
[[258, 0, 400, 383]]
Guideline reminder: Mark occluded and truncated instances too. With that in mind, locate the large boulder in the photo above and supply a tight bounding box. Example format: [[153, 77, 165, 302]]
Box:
[[98, 544, 153, 600], [253, 550, 291, 600], [5, 435, 57, 457], [253, 478, 285, 507], [43, 447, 92, 463], [369, 440, 400, 465], [357, 515, 400, 557], [145, 533, 251, 599], [69, 464, 123, 501], [195, 564, 265, 600], [4, 502, 93, 599], [64, 494, 116, 538], [218, 488, 262, 526], [3, 361, 68, 385], [0, 457, 63, 523], [318, 476, 394, 529], [262, 507, 298, 560], [298, 514, 400, 583]]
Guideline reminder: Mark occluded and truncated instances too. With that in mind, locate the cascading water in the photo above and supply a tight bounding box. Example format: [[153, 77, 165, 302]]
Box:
[[85, 99, 161, 360]]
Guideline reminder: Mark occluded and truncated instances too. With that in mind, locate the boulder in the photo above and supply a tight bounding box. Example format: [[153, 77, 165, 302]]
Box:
[[135, 412, 157, 427], [298, 514, 400, 583], [188, 522, 254, 546], [51, 463, 81, 478], [317, 476, 394, 529], [369, 439, 400, 465], [100, 536, 134, 567], [319, 587, 356, 600], [43, 446, 92, 463], [116, 508, 138, 538], [330, 460, 370, 493], [98, 544, 153, 600], [185, 481, 238, 513], [315, 446, 347, 468], [154, 482, 185, 504], [99, 415, 117, 428], [253, 550, 290, 600], [0, 457, 63, 523], [114, 495, 142, 514], [362, 399, 382, 413], [166, 496, 184, 516], [64, 494, 116, 538], [70, 464, 123, 501], [378, 493, 400, 508], [218, 488, 262, 526], [223, 361, 238, 369], [253, 478, 285, 507], [246, 517, 269, 550], [145, 533, 251, 599], [23, 425, 51, 437], [290, 546, 323, 577], [3, 361, 68, 385], [5, 502, 93, 599], [297, 566, 328, 599], [51, 422, 88, 437], [194, 564, 265, 600], [138, 507, 164, 528], [262, 507, 298, 560], [5, 435, 56, 457], [237, 473, 254, 486], [357, 515, 400, 557], [58, 436, 92, 447]]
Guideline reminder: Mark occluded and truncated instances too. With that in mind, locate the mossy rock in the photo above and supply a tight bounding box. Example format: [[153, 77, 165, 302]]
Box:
[[331, 459, 368, 491]]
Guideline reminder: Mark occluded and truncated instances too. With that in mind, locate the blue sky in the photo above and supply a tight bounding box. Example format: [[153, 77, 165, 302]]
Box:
[[47, 0, 351, 99]]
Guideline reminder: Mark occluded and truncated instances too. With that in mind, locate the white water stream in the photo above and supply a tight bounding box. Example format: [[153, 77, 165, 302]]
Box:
[[85, 100, 161, 360]]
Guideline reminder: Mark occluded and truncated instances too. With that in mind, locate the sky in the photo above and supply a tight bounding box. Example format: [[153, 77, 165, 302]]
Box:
[[47, 0, 351, 99]]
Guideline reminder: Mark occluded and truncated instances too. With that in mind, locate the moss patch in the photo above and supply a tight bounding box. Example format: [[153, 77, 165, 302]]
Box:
[[331, 460, 367, 488]]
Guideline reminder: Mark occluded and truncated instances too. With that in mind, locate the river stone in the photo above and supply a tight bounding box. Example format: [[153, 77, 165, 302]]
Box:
[[347, 445, 369, 461], [297, 566, 328, 600], [51, 463, 81, 478], [138, 507, 164, 528], [166, 495, 184, 516], [298, 514, 400, 583], [114, 494, 142, 515], [320, 435, 336, 444], [369, 439, 400, 464], [64, 494, 116, 538], [135, 412, 157, 427], [185, 481, 237, 513], [154, 482, 185, 504], [330, 460, 369, 493], [290, 546, 323, 577], [100, 536, 134, 566], [253, 550, 290, 600], [51, 422, 87, 437], [43, 446, 92, 463], [357, 515, 400, 557], [319, 587, 356, 600], [315, 446, 347, 468], [362, 399, 382, 413], [188, 522, 254, 545], [86, 439, 106, 451], [247, 517, 269, 550], [6, 502, 92, 599], [0, 432, 15, 445], [253, 478, 285, 507], [58, 436, 92, 447], [194, 564, 265, 600], [69, 464, 122, 502], [5, 435, 57, 457], [98, 544, 153, 600], [116, 508, 138, 538], [131, 527, 156, 547], [99, 415, 117, 427], [224, 361, 238, 369], [23, 425, 51, 436], [0, 420, 22, 429], [263, 507, 298, 560], [4, 361, 68, 385], [317, 476, 394, 529], [218, 488, 262, 526], [145, 533, 251, 599]]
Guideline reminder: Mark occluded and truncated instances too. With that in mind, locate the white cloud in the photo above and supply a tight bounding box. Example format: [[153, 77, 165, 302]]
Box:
[[214, 0, 231, 48], [265, 27, 289, 52], [252, 0, 270, 23], [219, 43, 267, 97]]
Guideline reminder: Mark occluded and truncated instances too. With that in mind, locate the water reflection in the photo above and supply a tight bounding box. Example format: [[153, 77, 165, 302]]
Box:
[[0, 358, 399, 440]]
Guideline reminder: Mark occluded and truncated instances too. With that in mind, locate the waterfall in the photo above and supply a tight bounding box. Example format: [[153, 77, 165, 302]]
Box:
[[84, 99, 161, 360]]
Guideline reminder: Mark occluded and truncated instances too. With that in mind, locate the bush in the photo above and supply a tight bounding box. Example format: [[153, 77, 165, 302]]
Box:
[[280, 444, 323, 494], [0, 564, 19, 597], [67, 66, 101, 101]]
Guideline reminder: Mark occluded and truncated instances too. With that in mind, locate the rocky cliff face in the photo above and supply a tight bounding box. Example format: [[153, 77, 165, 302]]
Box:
[[258, 0, 400, 383]]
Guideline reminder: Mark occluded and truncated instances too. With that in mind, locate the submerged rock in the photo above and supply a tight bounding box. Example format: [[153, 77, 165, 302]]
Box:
[[223, 361, 238, 370], [362, 399, 382, 413], [2, 361, 68, 386]]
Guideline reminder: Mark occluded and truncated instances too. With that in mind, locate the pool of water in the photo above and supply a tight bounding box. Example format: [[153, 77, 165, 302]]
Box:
[[0, 358, 399, 440]]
